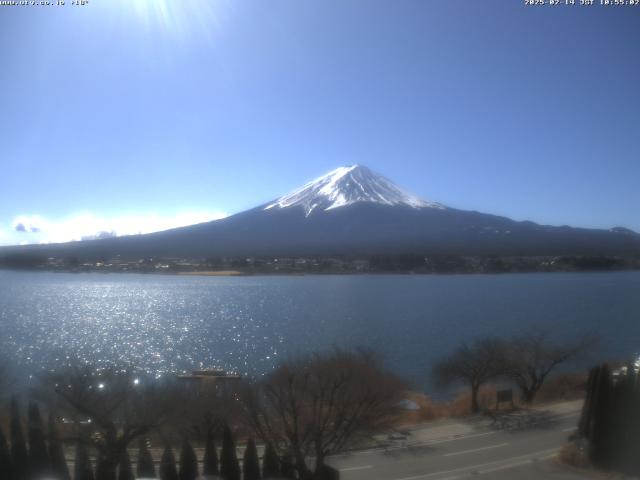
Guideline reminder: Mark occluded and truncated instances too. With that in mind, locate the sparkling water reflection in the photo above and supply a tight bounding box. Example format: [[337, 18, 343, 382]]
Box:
[[1, 271, 639, 388]]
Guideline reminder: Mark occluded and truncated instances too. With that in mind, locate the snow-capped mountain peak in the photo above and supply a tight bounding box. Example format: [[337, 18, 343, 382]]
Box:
[[264, 165, 445, 216]]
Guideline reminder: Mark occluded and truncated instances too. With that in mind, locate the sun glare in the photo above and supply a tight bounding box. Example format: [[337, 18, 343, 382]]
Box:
[[116, 0, 227, 40]]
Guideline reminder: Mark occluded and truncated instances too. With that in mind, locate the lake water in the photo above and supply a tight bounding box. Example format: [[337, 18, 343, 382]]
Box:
[[1, 270, 639, 391]]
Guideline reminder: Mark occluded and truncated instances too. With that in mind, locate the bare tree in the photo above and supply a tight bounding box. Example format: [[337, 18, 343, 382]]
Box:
[[165, 375, 241, 445], [242, 348, 405, 480], [499, 331, 594, 404], [39, 365, 182, 480], [432, 338, 504, 413]]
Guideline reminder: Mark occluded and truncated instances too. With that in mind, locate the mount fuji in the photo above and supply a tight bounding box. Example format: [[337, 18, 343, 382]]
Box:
[[263, 165, 444, 216], [2, 165, 639, 261]]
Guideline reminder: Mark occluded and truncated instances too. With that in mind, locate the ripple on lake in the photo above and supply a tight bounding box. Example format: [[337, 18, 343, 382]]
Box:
[[1, 271, 639, 389]]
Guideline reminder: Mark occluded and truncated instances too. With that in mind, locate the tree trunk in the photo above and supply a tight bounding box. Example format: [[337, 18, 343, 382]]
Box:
[[470, 384, 481, 413], [520, 380, 542, 405], [96, 441, 124, 480], [95, 455, 118, 480], [520, 388, 535, 404], [520, 375, 544, 405], [313, 453, 326, 479], [295, 451, 313, 480]]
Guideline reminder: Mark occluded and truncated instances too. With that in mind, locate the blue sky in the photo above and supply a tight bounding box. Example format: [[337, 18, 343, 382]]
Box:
[[1, 0, 638, 245]]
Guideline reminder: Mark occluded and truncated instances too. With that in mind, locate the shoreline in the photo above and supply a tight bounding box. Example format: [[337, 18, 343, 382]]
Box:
[[177, 270, 246, 276], [1, 266, 640, 277]]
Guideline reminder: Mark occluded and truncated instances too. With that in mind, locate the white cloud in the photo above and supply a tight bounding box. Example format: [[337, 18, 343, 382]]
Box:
[[7, 211, 227, 245]]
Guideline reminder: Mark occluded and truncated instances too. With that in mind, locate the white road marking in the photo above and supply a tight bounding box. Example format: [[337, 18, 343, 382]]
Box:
[[442, 442, 509, 457], [562, 427, 576, 432], [475, 452, 557, 475], [436, 453, 558, 480], [394, 448, 559, 480], [339, 465, 373, 472]]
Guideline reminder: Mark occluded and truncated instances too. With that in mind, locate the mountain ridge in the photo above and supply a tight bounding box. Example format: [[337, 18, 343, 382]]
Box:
[[1, 165, 639, 262]]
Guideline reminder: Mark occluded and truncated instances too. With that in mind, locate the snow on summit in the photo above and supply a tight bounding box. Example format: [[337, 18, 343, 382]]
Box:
[[264, 165, 445, 216]]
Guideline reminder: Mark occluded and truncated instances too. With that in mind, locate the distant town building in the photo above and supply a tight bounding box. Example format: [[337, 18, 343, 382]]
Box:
[[177, 369, 242, 397]]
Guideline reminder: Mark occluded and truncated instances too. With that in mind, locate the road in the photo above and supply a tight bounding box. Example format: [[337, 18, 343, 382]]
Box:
[[328, 403, 590, 480]]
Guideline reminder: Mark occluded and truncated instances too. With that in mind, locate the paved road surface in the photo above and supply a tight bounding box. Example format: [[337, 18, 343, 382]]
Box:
[[328, 403, 591, 480]]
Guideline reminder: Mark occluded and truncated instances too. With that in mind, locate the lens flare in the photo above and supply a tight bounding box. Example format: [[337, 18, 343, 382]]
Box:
[[108, 0, 228, 42]]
